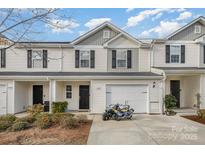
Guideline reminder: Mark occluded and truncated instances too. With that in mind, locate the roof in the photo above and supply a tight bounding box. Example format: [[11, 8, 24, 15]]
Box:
[[166, 16, 205, 39], [0, 72, 162, 77], [71, 21, 143, 45]]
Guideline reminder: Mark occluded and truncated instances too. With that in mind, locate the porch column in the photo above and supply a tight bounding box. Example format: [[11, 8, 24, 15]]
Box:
[[49, 80, 56, 113]]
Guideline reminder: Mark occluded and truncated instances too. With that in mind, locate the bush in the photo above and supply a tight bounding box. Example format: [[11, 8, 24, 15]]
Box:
[[52, 112, 74, 125], [197, 109, 205, 119], [15, 116, 36, 124], [0, 114, 16, 123], [35, 113, 52, 129], [52, 101, 68, 113], [0, 121, 12, 132], [164, 94, 177, 114], [27, 104, 44, 117], [11, 121, 30, 131], [60, 117, 79, 129], [77, 114, 88, 124]]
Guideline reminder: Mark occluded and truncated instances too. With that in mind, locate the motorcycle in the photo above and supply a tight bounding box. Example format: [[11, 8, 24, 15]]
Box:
[[102, 104, 134, 121]]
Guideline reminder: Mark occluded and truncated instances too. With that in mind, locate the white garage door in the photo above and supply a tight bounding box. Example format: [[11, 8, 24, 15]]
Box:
[[0, 84, 7, 115], [106, 85, 148, 113]]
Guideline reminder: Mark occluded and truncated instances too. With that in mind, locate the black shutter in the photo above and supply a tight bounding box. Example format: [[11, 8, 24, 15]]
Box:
[[27, 50, 32, 68], [203, 46, 205, 64], [181, 45, 185, 63], [127, 50, 132, 68], [90, 50, 95, 68], [1, 48, 6, 68], [75, 50, 79, 68], [43, 50, 48, 68], [112, 50, 116, 68], [165, 45, 170, 63]]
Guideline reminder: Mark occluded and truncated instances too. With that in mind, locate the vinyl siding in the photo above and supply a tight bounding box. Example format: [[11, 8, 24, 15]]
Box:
[[77, 27, 119, 45], [169, 22, 205, 40], [153, 42, 200, 68], [139, 48, 151, 71], [107, 48, 139, 72]]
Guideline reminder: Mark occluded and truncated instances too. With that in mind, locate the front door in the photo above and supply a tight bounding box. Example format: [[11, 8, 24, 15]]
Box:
[[79, 85, 89, 109], [170, 80, 180, 108], [33, 85, 43, 105]]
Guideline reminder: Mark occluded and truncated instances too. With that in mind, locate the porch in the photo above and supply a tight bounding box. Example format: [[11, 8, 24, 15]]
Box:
[[165, 75, 201, 109]]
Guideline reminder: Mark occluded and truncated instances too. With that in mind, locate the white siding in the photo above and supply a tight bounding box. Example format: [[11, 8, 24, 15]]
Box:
[[153, 42, 200, 67], [91, 79, 163, 113], [139, 48, 151, 71]]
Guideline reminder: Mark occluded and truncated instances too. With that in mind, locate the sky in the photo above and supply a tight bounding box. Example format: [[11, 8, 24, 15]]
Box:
[[2, 8, 205, 42]]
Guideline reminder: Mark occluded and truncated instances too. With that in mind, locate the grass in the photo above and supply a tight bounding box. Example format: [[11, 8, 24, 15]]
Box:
[[0, 120, 92, 145]]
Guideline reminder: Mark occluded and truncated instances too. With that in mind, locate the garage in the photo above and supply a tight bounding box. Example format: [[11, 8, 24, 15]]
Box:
[[0, 84, 7, 115], [106, 85, 148, 113]]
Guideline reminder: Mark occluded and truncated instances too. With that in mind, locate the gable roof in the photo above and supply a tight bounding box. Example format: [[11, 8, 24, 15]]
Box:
[[71, 21, 142, 45], [166, 16, 205, 39]]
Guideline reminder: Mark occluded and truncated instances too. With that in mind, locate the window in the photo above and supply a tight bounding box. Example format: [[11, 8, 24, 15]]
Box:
[[195, 25, 201, 34], [32, 51, 43, 68], [170, 45, 181, 63], [66, 85, 72, 99], [80, 50, 90, 68], [116, 50, 127, 67], [103, 30, 110, 39]]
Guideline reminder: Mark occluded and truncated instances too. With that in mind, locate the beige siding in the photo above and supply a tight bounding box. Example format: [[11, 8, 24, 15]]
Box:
[[169, 22, 205, 40], [63, 48, 107, 72], [77, 27, 118, 45], [107, 49, 139, 72], [91, 79, 163, 113], [139, 48, 151, 72], [153, 42, 200, 67]]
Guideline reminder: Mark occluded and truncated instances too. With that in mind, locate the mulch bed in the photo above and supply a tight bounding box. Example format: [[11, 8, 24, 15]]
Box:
[[182, 115, 205, 125], [0, 120, 92, 145]]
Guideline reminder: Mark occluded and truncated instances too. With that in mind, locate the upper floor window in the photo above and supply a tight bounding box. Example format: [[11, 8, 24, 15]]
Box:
[[32, 50, 43, 68], [66, 85, 72, 99], [0, 48, 6, 68], [116, 50, 127, 67], [170, 45, 181, 63], [80, 50, 90, 68], [103, 30, 110, 39], [195, 25, 201, 34]]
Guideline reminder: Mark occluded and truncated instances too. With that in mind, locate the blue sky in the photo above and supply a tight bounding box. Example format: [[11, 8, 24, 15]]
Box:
[[3, 8, 205, 42]]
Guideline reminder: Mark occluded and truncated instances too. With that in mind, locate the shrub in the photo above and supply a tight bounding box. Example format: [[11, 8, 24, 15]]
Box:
[[27, 104, 44, 117], [15, 116, 36, 124], [0, 121, 12, 132], [11, 121, 30, 131], [197, 109, 205, 119], [0, 114, 16, 123], [52, 101, 68, 113], [77, 114, 88, 124], [35, 113, 52, 129], [52, 112, 74, 125], [164, 94, 177, 116], [60, 117, 79, 129]]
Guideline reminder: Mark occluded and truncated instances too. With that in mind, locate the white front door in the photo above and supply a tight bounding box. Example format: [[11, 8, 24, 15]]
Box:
[[0, 84, 7, 115], [106, 85, 148, 113]]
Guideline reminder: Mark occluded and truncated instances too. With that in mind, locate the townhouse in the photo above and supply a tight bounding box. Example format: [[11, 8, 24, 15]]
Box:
[[1, 16, 205, 115]]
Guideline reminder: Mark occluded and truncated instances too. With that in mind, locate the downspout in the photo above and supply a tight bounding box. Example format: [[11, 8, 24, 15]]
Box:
[[161, 71, 167, 115], [59, 45, 63, 72]]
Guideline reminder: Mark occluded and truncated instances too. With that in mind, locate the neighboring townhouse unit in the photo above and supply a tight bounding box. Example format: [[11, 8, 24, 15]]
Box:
[[152, 16, 205, 110], [0, 22, 163, 115]]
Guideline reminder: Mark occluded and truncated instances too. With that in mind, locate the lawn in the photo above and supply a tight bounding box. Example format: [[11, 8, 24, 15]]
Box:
[[0, 120, 92, 145]]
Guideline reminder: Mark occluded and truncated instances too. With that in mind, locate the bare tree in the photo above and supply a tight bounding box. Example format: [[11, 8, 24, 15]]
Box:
[[0, 8, 74, 49]]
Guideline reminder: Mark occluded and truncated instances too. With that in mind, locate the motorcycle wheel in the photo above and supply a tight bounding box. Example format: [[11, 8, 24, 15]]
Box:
[[102, 113, 108, 121]]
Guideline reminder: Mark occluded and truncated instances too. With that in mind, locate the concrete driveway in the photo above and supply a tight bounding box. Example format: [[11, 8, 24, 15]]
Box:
[[87, 114, 205, 145]]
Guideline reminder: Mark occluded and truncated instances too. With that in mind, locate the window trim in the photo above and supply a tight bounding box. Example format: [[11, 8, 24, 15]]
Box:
[[116, 49, 127, 68], [170, 44, 181, 64], [195, 25, 202, 34], [65, 85, 72, 99], [103, 30, 110, 39], [79, 50, 90, 68], [32, 50, 43, 68]]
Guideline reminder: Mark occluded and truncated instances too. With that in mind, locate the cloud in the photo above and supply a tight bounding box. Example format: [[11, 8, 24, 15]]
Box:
[[48, 19, 79, 33], [126, 8, 174, 28], [85, 18, 111, 30], [152, 12, 163, 21], [140, 21, 181, 38], [126, 8, 135, 13], [176, 11, 192, 21]]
